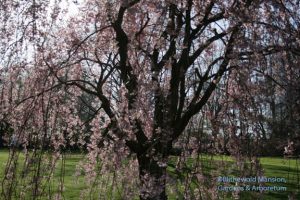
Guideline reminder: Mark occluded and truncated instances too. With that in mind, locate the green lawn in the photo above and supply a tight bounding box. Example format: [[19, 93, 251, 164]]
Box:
[[0, 149, 299, 199], [198, 155, 299, 200], [0, 150, 90, 200]]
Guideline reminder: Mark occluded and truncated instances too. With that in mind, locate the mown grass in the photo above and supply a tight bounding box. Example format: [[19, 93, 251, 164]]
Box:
[[208, 155, 299, 200], [0, 150, 87, 199], [0, 149, 299, 199]]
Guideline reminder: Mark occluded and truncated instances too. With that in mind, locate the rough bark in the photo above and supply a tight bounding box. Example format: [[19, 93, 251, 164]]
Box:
[[137, 153, 168, 200]]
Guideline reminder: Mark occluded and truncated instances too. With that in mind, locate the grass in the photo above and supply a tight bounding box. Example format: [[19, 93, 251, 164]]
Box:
[[220, 156, 299, 199], [0, 149, 299, 199], [0, 150, 87, 199]]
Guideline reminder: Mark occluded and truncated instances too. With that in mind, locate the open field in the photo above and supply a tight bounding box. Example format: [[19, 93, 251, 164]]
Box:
[[0, 149, 299, 199], [182, 155, 300, 200]]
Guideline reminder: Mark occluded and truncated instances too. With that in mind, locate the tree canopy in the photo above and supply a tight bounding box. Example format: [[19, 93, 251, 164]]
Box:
[[0, 0, 300, 199]]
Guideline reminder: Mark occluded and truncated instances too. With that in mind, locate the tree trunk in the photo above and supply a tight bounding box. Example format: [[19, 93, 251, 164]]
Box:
[[137, 154, 168, 200]]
